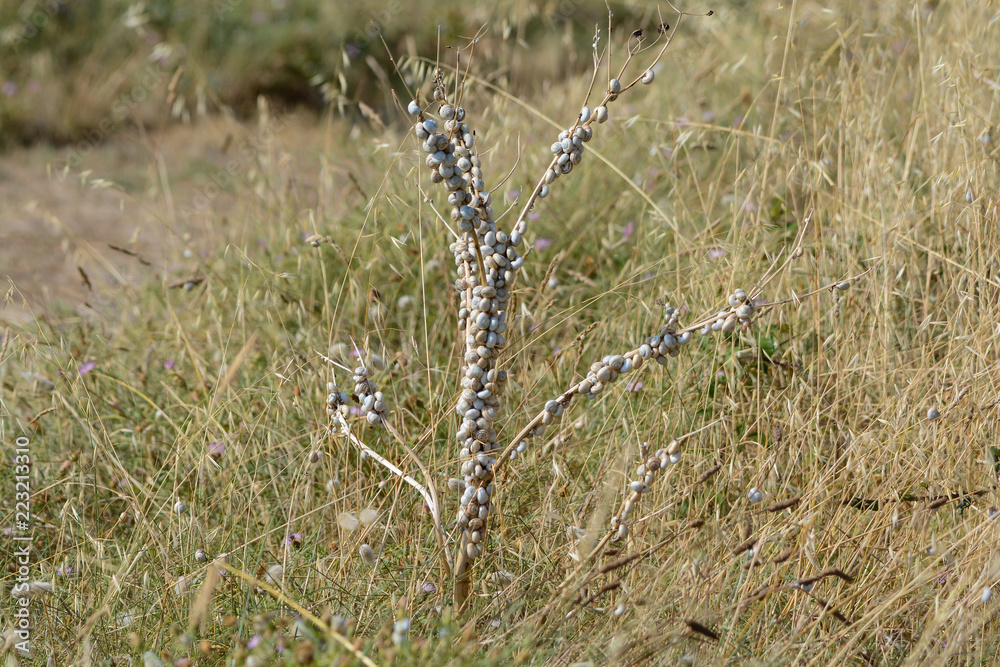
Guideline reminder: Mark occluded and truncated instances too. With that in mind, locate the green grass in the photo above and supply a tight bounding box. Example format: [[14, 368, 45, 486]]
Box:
[[3, 0, 1000, 664]]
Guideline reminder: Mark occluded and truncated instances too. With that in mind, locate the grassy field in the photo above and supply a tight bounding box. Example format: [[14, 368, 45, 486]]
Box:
[[3, 0, 1000, 664]]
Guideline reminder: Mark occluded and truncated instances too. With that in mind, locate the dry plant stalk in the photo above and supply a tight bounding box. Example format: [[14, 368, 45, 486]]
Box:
[[405, 16, 693, 611], [324, 8, 871, 615]]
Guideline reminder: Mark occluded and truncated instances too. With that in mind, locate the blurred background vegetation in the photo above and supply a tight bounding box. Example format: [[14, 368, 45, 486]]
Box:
[[0, 0, 696, 148]]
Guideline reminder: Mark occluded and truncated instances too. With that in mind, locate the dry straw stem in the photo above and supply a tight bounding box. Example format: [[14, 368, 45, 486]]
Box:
[[325, 380, 452, 574], [214, 559, 378, 667]]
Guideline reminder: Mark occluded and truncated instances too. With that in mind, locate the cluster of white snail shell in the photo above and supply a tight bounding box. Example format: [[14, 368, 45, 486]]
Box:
[[544, 123, 593, 196], [700, 289, 755, 335], [325, 381, 350, 417], [576, 306, 691, 399], [405, 56, 673, 562], [352, 366, 388, 427], [411, 90, 529, 561], [610, 439, 682, 541]]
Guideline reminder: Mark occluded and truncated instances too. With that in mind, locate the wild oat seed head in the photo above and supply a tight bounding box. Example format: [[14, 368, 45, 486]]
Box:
[[358, 544, 377, 566]]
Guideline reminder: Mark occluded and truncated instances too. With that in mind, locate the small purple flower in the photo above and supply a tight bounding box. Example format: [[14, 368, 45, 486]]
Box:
[[57, 565, 75, 575], [164, 360, 175, 370], [708, 248, 726, 260], [1, 526, 12, 536], [534, 238, 553, 251], [79, 362, 97, 375], [207, 441, 226, 459], [259, 239, 268, 249], [625, 379, 644, 392], [507, 189, 520, 201], [284, 532, 303, 546], [715, 369, 726, 379], [247, 634, 262, 650], [349, 406, 360, 416], [528, 211, 541, 221], [622, 221, 635, 240], [420, 581, 437, 594], [552, 348, 562, 356]]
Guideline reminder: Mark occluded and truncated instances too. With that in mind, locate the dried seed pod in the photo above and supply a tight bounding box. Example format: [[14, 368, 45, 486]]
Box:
[[358, 544, 377, 566], [337, 512, 360, 532]]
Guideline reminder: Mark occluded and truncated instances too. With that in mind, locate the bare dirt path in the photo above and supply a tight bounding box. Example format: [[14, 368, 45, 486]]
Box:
[[1, 112, 331, 325]]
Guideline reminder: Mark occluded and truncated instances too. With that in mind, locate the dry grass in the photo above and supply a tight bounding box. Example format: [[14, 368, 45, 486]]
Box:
[[2, 0, 1000, 664]]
